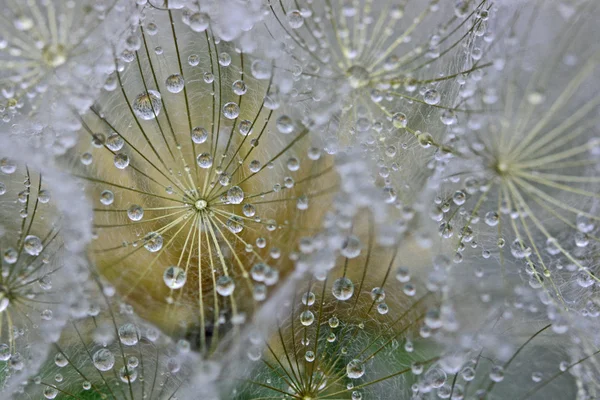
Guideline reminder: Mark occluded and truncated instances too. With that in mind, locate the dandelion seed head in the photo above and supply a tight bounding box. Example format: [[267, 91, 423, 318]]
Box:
[[67, 5, 336, 355], [0, 148, 91, 395], [218, 211, 441, 399], [0, 0, 136, 129], [421, 1, 600, 313]]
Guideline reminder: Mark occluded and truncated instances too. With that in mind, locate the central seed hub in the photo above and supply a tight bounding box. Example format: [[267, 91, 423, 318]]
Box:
[[195, 199, 208, 210]]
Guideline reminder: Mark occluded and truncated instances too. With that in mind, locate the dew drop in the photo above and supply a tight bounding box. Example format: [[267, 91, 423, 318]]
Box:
[[287, 10, 304, 29], [222, 102, 240, 119], [227, 186, 244, 204], [332, 277, 354, 301], [346, 359, 365, 379], [24, 235, 43, 256], [144, 232, 163, 252], [163, 266, 186, 289], [423, 89, 441, 105], [392, 112, 407, 128], [191, 127, 208, 144], [232, 80, 247, 95], [106, 134, 124, 151], [114, 153, 130, 169], [216, 276, 235, 296], [197, 153, 213, 168], [165, 74, 185, 93], [93, 349, 115, 372], [341, 235, 361, 258], [118, 323, 139, 346], [127, 205, 144, 221], [300, 310, 314, 326], [100, 190, 114, 205], [133, 90, 162, 120], [189, 13, 209, 32], [276, 115, 294, 134], [0, 158, 17, 174], [251, 60, 272, 80]]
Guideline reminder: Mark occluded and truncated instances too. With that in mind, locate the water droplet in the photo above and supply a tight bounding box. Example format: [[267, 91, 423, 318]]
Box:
[[227, 216, 244, 233], [239, 120, 253, 136], [188, 54, 200, 66], [219, 52, 232, 66], [305, 351, 315, 362], [301, 291, 315, 306], [106, 134, 124, 151], [189, 13, 209, 32], [300, 310, 314, 326], [489, 366, 504, 382], [276, 115, 294, 134], [222, 102, 240, 119], [80, 153, 93, 165], [37, 190, 51, 204], [396, 267, 410, 282], [417, 132, 434, 148], [216, 276, 235, 296], [377, 303, 389, 314], [133, 90, 162, 120], [392, 112, 408, 128], [165, 74, 185, 93], [191, 127, 209, 144], [232, 80, 247, 95], [347, 65, 370, 89], [452, 190, 466, 205], [346, 359, 365, 379], [332, 277, 354, 301], [0, 158, 17, 174], [163, 266, 186, 289], [287, 10, 304, 29], [54, 353, 68, 368], [114, 153, 130, 169], [197, 153, 213, 168], [119, 366, 138, 383], [370, 287, 385, 303], [43, 387, 58, 399], [100, 190, 114, 205], [243, 204, 256, 217], [484, 211, 499, 226], [227, 186, 244, 204], [423, 89, 441, 105], [93, 349, 115, 371], [341, 235, 361, 258], [127, 205, 144, 221], [144, 232, 163, 252], [118, 323, 139, 346], [251, 60, 272, 80], [24, 235, 43, 256]]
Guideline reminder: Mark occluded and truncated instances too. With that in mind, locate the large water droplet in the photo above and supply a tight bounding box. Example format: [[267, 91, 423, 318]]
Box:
[[133, 90, 162, 120], [164, 266, 186, 289], [127, 205, 144, 221], [346, 359, 365, 379], [24, 235, 43, 256], [227, 186, 244, 204], [216, 276, 235, 296], [332, 277, 354, 301], [165, 74, 184, 93], [287, 10, 304, 29], [93, 349, 115, 371]]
